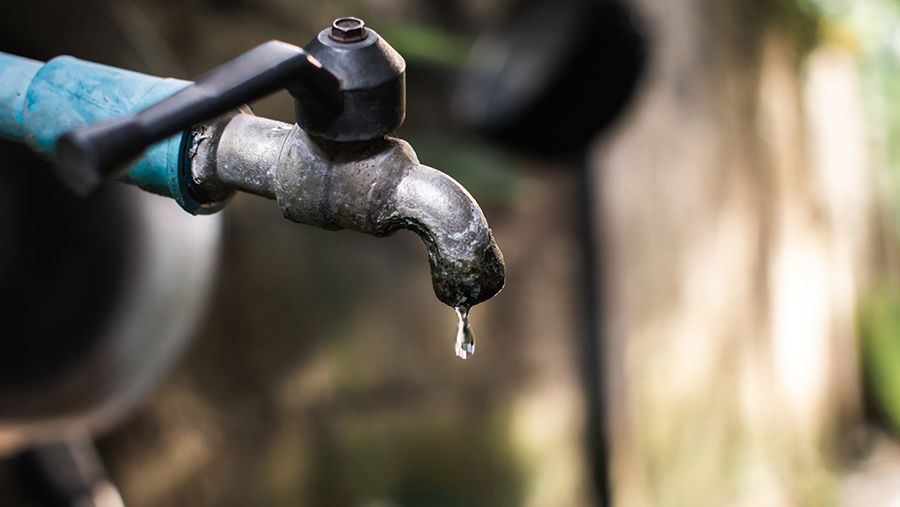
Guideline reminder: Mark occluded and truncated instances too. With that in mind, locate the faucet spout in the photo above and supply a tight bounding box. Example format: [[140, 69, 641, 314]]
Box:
[[196, 113, 505, 308], [392, 162, 506, 308]]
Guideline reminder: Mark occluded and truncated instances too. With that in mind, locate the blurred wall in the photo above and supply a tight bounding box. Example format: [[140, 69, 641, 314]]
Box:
[[597, 0, 873, 505]]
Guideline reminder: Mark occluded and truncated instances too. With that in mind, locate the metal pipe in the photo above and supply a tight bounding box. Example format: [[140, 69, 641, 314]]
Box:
[[198, 113, 506, 307], [203, 113, 288, 199]]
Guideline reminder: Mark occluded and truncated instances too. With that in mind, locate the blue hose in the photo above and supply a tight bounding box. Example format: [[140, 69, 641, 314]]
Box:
[[0, 52, 206, 213]]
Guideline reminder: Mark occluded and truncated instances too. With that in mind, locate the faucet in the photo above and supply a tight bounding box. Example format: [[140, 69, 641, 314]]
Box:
[[195, 116, 504, 308], [0, 17, 505, 313]]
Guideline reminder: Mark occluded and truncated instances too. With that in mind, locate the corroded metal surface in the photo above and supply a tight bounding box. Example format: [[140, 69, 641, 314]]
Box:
[[204, 114, 505, 308]]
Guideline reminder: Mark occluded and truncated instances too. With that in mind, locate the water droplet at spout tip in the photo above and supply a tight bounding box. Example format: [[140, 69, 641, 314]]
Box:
[[455, 342, 475, 360], [453, 305, 476, 359]]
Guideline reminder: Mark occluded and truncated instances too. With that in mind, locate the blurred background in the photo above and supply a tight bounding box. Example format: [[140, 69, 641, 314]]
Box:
[[4, 0, 900, 505]]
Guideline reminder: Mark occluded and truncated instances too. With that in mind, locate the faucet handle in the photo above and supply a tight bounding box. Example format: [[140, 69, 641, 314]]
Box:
[[297, 17, 406, 142], [54, 40, 341, 196]]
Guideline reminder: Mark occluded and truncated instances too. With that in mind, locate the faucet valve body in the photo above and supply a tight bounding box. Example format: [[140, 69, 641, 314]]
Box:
[[198, 113, 505, 307]]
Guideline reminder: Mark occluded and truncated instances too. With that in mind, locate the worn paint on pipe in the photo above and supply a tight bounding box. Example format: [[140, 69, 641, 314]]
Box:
[[0, 51, 205, 212], [0, 53, 41, 142]]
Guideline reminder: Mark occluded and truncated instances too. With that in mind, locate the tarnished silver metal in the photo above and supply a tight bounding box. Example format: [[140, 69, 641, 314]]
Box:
[[190, 117, 237, 204], [201, 113, 505, 308], [197, 112, 288, 200]]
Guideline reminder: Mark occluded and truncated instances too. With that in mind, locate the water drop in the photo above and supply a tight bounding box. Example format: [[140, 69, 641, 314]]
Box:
[[454, 306, 475, 359]]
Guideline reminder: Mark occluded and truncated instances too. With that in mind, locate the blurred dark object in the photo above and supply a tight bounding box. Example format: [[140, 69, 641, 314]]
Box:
[[454, 0, 646, 156], [0, 140, 220, 453], [455, 2, 648, 506], [17, 437, 124, 507]]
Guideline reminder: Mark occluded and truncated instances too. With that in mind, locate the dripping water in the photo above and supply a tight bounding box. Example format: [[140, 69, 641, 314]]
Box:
[[454, 306, 475, 359]]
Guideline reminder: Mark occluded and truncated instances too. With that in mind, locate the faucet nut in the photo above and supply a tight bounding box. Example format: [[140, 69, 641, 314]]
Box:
[[329, 17, 368, 43]]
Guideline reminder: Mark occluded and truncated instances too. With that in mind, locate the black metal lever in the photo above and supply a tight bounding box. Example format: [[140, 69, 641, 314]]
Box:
[[54, 40, 341, 196]]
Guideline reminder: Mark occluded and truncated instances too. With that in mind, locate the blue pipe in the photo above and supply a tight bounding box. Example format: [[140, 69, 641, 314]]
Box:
[[0, 52, 207, 213]]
